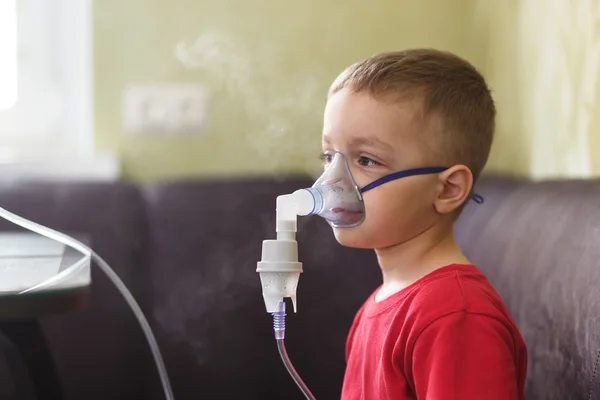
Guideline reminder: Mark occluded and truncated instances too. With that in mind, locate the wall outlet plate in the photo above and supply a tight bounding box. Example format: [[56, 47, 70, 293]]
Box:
[[122, 83, 208, 134]]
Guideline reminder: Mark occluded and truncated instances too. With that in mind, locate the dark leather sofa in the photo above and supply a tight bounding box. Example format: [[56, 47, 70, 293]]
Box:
[[0, 175, 597, 400]]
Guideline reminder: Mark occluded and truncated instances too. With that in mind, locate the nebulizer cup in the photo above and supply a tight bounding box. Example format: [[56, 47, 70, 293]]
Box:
[[257, 152, 364, 310]]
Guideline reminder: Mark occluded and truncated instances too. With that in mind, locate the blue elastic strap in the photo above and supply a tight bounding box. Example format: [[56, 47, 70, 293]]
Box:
[[359, 167, 448, 193], [359, 166, 484, 204], [472, 193, 484, 204]]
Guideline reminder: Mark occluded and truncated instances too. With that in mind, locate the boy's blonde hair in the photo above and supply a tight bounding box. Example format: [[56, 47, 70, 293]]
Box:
[[329, 49, 495, 180]]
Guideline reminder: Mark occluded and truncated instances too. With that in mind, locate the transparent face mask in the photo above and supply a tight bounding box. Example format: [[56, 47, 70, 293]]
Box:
[[309, 152, 366, 228], [307, 152, 483, 228]]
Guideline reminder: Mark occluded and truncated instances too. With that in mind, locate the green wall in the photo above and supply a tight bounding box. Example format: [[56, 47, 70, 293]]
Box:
[[465, 0, 600, 179], [93, 0, 477, 182]]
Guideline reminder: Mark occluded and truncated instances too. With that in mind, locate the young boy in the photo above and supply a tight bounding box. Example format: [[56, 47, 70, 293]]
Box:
[[320, 49, 528, 399]]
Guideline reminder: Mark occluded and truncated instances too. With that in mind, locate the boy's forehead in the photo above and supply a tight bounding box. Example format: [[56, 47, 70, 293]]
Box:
[[322, 89, 425, 147]]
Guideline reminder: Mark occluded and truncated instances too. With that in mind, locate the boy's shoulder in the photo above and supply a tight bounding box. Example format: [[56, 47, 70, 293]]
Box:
[[360, 264, 511, 330], [405, 263, 508, 322], [346, 264, 524, 364]]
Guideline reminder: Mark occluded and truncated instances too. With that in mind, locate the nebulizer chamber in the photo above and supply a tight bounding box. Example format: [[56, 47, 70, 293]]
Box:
[[257, 152, 364, 399]]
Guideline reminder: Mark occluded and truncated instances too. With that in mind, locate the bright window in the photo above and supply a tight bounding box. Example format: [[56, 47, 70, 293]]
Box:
[[0, 0, 17, 110], [0, 0, 116, 180]]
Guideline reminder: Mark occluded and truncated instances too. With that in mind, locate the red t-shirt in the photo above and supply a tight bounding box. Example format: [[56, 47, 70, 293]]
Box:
[[341, 264, 527, 400]]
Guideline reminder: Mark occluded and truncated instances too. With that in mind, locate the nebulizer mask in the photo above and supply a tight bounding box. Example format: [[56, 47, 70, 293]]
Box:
[[256, 151, 482, 399]]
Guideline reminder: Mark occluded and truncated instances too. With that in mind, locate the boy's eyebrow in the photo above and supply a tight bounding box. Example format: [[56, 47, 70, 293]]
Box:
[[348, 136, 393, 151], [323, 135, 393, 151]]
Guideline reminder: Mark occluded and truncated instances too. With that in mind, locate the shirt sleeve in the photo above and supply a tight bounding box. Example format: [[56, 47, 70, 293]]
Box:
[[411, 311, 520, 400], [345, 304, 366, 362]]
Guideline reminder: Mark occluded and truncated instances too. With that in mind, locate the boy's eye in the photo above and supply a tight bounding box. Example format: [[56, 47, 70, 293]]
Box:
[[358, 156, 380, 167], [320, 153, 333, 164]]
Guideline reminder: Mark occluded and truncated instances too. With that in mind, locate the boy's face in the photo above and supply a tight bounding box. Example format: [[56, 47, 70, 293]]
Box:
[[321, 88, 442, 249]]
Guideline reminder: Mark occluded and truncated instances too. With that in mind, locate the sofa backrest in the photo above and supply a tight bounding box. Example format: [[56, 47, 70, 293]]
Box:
[[456, 177, 600, 400]]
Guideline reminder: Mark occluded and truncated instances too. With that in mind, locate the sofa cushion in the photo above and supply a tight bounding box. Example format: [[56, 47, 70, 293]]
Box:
[[142, 177, 380, 399], [456, 177, 600, 400]]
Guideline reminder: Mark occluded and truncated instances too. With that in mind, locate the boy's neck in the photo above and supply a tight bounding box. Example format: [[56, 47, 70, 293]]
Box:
[[374, 221, 470, 302]]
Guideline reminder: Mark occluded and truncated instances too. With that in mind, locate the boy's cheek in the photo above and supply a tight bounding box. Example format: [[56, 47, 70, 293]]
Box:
[[330, 216, 389, 249], [327, 194, 423, 248]]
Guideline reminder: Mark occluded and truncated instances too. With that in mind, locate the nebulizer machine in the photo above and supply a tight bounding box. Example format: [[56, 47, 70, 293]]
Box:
[[0, 209, 176, 399], [1, 151, 459, 400]]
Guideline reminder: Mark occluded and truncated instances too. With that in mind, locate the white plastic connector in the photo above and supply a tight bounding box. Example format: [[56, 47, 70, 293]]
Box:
[[275, 189, 315, 236], [257, 189, 316, 313]]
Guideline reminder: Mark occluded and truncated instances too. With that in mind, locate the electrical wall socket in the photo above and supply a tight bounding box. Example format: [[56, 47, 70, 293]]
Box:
[[122, 83, 208, 134]]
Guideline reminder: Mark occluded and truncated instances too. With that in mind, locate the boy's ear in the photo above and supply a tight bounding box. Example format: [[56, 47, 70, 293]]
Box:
[[433, 165, 473, 214]]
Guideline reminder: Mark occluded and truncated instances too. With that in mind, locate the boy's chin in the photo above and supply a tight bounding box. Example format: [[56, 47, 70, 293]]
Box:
[[331, 226, 374, 249]]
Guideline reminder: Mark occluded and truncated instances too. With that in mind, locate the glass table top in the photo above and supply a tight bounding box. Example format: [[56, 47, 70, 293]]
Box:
[[0, 232, 91, 294]]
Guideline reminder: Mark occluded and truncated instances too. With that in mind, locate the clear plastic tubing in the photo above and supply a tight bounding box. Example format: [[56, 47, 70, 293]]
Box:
[[272, 301, 316, 400], [0, 206, 175, 400]]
